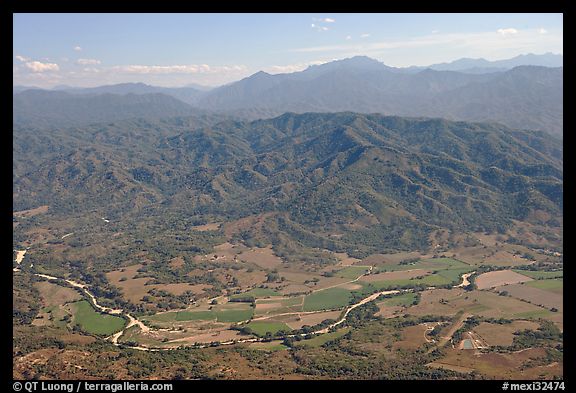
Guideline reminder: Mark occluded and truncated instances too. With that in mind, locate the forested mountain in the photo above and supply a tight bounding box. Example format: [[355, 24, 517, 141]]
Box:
[[196, 57, 563, 137], [13, 90, 200, 127], [13, 112, 562, 255]]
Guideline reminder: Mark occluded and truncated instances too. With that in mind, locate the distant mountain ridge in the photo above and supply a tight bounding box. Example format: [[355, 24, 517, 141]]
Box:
[[13, 89, 200, 128], [195, 59, 562, 137], [13, 53, 563, 136]]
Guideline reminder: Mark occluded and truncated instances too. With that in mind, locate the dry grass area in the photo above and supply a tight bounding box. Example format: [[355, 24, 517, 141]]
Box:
[[407, 288, 549, 320], [222, 213, 276, 237], [473, 321, 540, 346], [428, 347, 562, 379], [375, 304, 403, 318], [167, 329, 244, 345], [392, 324, 430, 350], [107, 264, 212, 303], [481, 250, 532, 267], [13, 205, 49, 218], [361, 252, 427, 267], [494, 284, 563, 311], [476, 270, 534, 290], [34, 281, 82, 306], [276, 284, 312, 296], [285, 310, 341, 329], [238, 246, 283, 269], [168, 256, 185, 269], [360, 269, 430, 283], [333, 252, 361, 267]]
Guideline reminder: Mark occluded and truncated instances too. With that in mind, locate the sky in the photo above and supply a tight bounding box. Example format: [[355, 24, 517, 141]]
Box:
[[13, 13, 563, 88]]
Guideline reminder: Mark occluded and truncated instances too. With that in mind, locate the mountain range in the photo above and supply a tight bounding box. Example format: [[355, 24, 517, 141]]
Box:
[[13, 112, 562, 255], [13, 54, 563, 137]]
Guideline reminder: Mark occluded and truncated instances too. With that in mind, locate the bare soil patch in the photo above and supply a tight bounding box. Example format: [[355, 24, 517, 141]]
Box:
[[191, 222, 222, 231], [494, 284, 562, 311], [13, 205, 49, 218], [475, 270, 533, 290]]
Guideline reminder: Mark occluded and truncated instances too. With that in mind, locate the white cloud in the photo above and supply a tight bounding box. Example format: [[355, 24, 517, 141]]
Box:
[[24, 61, 60, 73], [74, 46, 82, 51], [431, 30, 439, 34], [111, 64, 247, 74], [15, 55, 29, 62], [346, 35, 352, 40], [76, 58, 101, 65], [313, 17, 335, 23], [360, 33, 371, 38], [311, 23, 329, 32], [83, 67, 101, 73], [497, 28, 518, 36], [538, 28, 548, 34], [288, 28, 562, 60]]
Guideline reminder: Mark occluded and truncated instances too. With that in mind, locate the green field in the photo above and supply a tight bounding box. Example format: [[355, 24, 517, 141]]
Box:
[[70, 300, 126, 336], [526, 279, 563, 294], [378, 257, 470, 272], [303, 288, 353, 312], [514, 270, 564, 280], [437, 267, 475, 283], [216, 309, 254, 322], [230, 287, 280, 299], [146, 306, 254, 323], [294, 327, 351, 348], [378, 292, 418, 307], [512, 309, 555, 319], [244, 321, 292, 336], [335, 266, 370, 279], [368, 273, 453, 290]]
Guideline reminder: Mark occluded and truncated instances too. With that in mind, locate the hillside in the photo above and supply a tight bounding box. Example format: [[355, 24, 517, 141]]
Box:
[[13, 112, 562, 256], [13, 90, 200, 128]]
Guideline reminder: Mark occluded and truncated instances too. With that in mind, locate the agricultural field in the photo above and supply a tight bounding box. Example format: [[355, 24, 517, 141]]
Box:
[[472, 320, 540, 347], [302, 288, 354, 312], [243, 321, 292, 336], [475, 270, 534, 290], [67, 300, 126, 336], [526, 279, 563, 294], [494, 284, 563, 311], [377, 292, 419, 307], [334, 266, 370, 279], [513, 270, 563, 280]]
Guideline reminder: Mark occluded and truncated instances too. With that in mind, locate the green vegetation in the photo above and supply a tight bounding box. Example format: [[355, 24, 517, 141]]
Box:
[[378, 292, 419, 307], [335, 266, 369, 279], [215, 309, 253, 323], [70, 300, 126, 336], [243, 321, 292, 336], [230, 288, 280, 299], [526, 279, 563, 293], [513, 270, 563, 280], [303, 288, 354, 312]]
